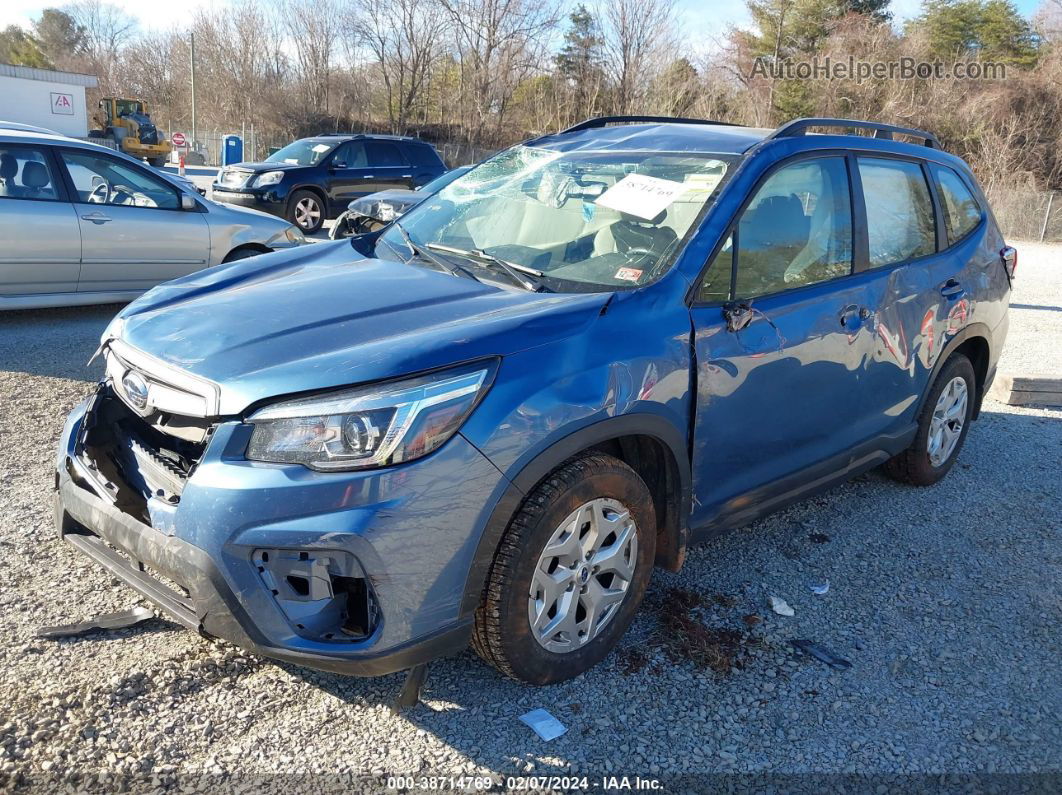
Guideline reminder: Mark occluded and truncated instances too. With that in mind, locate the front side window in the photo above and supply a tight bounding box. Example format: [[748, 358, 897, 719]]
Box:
[[728, 157, 853, 300], [859, 157, 935, 267], [378, 145, 734, 290], [60, 150, 179, 209], [267, 139, 335, 166], [0, 146, 60, 201], [933, 165, 982, 244], [334, 141, 367, 168]]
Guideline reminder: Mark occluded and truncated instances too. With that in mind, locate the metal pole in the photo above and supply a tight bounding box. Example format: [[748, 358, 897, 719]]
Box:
[[1041, 192, 1055, 243], [190, 33, 197, 150]]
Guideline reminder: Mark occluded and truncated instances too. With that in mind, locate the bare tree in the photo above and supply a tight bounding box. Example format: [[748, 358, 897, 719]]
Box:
[[351, 0, 444, 133], [62, 0, 138, 91], [438, 0, 561, 144], [283, 0, 341, 115], [599, 0, 680, 114]]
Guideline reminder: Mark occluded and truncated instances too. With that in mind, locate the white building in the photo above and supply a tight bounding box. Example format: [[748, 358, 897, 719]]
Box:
[[0, 63, 98, 138]]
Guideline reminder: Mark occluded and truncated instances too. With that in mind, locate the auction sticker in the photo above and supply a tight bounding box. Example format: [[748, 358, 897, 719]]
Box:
[[595, 173, 689, 220], [614, 267, 643, 282]]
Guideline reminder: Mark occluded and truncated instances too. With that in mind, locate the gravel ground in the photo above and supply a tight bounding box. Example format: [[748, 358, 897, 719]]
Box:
[[0, 244, 1059, 791]]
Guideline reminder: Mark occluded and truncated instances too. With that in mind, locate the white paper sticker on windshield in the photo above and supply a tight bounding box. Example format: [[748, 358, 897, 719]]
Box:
[[312, 144, 331, 153], [595, 174, 690, 220]]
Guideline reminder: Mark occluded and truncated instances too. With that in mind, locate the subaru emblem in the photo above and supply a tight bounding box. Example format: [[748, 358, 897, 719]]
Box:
[[121, 370, 149, 411]]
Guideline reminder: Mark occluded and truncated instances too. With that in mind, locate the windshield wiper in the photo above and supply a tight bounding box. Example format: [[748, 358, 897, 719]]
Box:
[[426, 243, 551, 293], [393, 222, 480, 283]]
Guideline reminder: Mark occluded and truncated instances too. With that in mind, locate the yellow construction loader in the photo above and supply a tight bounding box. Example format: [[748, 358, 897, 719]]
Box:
[[89, 98, 172, 167]]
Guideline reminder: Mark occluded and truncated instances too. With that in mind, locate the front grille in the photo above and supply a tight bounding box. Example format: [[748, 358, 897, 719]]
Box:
[[78, 387, 211, 524]]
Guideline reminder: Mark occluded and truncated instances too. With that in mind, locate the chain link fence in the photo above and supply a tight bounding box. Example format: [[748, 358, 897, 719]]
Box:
[[160, 129, 496, 170], [985, 188, 1062, 242]]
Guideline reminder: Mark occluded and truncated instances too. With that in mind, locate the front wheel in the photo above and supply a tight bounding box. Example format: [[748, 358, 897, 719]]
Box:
[[473, 453, 655, 684], [884, 353, 976, 486], [287, 190, 324, 234]]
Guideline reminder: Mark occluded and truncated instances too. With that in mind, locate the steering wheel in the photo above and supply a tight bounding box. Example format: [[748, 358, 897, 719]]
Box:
[[87, 181, 109, 204]]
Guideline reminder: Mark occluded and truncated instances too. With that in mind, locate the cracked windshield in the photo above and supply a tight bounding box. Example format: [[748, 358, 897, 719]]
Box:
[[377, 145, 734, 290]]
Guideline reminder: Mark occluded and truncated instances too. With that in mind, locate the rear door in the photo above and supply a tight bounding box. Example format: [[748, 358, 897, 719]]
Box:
[[852, 155, 947, 439], [365, 140, 414, 192], [56, 148, 210, 292], [688, 155, 872, 529], [0, 143, 81, 296]]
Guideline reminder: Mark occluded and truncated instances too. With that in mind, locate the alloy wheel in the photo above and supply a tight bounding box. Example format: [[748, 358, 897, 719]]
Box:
[[528, 497, 638, 653], [294, 197, 321, 230], [928, 375, 968, 467]]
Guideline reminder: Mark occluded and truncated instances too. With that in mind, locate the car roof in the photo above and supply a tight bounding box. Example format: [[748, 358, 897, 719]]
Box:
[[302, 133, 429, 145], [529, 121, 774, 156]]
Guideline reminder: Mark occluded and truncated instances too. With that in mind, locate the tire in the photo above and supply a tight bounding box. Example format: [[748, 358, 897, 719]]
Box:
[[287, 190, 324, 234], [883, 354, 976, 486], [148, 156, 166, 168], [473, 452, 656, 684]]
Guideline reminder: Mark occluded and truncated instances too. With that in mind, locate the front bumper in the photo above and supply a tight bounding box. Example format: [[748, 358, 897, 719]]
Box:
[[54, 394, 507, 675], [211, 186, 286, 217]]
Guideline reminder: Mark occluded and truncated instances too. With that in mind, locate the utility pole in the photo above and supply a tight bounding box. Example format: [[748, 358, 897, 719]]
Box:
[[190, 32, 197, 150]]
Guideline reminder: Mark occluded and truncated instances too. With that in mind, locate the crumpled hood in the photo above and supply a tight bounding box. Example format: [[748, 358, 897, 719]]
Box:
[[348, 189, 420, 216], [117, 242, 609, 415]]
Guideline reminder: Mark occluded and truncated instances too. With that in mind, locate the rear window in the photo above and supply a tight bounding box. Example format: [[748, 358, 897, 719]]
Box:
[[405, 143, 444, 168], [858, 157, 936, 268], [933, 165, 982, 244], [366, 141, 406, 167]]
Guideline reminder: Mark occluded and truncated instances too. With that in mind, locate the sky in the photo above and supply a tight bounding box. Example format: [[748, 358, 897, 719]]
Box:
[[0, 0, 1047, 42]]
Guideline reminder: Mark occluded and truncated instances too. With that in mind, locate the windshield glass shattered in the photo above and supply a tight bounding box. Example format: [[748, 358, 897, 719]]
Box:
[[266, 139, 335, 166], [375, 145, 734, 290]]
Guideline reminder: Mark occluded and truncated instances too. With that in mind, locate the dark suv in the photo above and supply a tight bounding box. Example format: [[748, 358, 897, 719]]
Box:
[[211, 134, 446, 234], [55, 116, 1014, 688]]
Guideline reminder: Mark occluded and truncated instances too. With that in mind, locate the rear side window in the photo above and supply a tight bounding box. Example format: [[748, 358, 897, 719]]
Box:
[[933, 165, 982, 244], [406, 143, 443, 167], [0, 145, 60, 201], [366, 141, 406, 167], [732, 157, 853, 299], [858, 158, 935, 267]]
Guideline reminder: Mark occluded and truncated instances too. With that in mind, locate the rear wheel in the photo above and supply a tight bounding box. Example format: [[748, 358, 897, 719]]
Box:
[[148, 156, 166, 168], [473, 453, 655, 684], [884, 354, 976, 486], [287, 190, 324, 234]]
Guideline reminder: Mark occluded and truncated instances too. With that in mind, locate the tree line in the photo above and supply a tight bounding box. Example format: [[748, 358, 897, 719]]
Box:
[[2, 0, 1061, 193]]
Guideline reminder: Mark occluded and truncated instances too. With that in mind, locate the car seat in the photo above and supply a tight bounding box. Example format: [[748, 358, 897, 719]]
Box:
[[20, 161, 52, 199]]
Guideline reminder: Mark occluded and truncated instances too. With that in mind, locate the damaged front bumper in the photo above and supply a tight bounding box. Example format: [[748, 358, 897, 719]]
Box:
[[54, 389, 507, 676]]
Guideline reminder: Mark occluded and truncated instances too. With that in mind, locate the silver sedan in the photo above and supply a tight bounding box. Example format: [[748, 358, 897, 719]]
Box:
[[0, 127, 308, 310]]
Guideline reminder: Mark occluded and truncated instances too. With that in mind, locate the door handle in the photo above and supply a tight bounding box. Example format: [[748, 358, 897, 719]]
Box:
[[80, 212, 112, 224], [939, 279, 965, 300], [839, 304, 869, 327], [401, 174, 412, 178]]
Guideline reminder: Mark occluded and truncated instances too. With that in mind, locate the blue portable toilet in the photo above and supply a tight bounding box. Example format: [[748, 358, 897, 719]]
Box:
[[222, 134, 243, 165]]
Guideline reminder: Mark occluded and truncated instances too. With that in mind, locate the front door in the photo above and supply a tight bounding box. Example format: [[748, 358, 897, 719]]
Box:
[[0, 144, 81, 296], [688, 155, 872, 530], [57, 149, 209, 292], [325, 141, 376, 213]]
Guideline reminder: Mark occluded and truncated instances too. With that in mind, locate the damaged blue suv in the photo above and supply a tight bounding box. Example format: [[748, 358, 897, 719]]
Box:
[[54, 116, 1014, 685]]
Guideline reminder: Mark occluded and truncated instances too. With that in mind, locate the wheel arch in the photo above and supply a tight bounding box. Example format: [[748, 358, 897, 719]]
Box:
[[459, 413, 692, 617], [917, 323, 993, 420], [222, 243, 271, 263]]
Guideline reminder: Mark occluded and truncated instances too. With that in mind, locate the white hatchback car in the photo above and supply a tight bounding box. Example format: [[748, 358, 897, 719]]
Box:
[[0, 127, 308, 310]]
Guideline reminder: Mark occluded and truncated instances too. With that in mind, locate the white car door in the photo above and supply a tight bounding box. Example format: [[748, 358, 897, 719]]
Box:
[[57, 148, 210, 293], [0, 144, 81, 296]]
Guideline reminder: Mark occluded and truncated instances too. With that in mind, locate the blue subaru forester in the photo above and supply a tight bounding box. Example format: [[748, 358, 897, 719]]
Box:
[[55, 116, 1014, 686]]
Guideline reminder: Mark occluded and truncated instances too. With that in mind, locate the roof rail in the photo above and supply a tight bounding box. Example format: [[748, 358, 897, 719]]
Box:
[[561, 115, 742, 134], [767, 117, 940, 149], [316, 132, 358, 137]]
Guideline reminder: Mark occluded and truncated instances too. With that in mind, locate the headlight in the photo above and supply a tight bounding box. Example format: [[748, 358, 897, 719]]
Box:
[[246, 361, 497, 471], [254, 170, 284, 187], [284, 226, 305, 244]]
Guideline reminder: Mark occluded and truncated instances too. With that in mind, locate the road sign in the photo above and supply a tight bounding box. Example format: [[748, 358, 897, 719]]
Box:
[[171, 132, 187, 147]]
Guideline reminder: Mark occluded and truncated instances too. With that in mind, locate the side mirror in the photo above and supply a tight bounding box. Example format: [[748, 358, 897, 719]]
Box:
[[181, 194, 198, 211], [331, 160, 347, 170]]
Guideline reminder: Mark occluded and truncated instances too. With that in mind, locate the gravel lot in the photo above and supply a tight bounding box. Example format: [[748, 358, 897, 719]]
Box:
[[0, 244, 1059, 790]]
